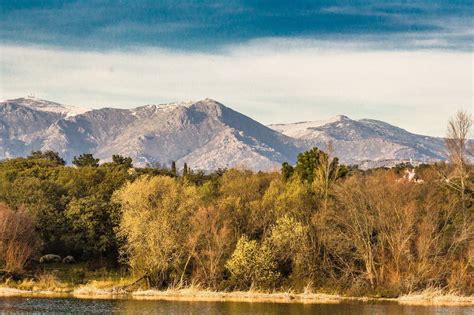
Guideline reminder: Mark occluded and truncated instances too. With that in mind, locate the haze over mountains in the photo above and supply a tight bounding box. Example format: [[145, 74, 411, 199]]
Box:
[[0, 97, 446, 170]]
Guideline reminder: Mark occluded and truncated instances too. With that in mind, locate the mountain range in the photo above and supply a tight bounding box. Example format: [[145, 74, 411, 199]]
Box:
[[0, 97, 446, 170]]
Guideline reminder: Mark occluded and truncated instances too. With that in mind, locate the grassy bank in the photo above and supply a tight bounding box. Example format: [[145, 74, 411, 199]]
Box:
[[0, 276, 472, 306]]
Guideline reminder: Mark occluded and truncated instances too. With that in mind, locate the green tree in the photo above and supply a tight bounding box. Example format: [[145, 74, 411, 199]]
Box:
[[63, 195, 120, 260], [226, 235, 279, 289], [171, 161, 177, 176], [73, 154, 99, 167], [294, 147, 324, 182], [112, 154, 133, 168], [281, 162, 294, 181], [183, 163, 189, 177], [29, 150, 65, 166]]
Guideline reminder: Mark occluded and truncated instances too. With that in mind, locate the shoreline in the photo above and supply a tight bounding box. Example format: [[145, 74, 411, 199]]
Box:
[[0, 287, 472, 307]]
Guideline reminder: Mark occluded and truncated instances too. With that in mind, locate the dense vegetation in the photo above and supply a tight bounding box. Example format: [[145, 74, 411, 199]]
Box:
[[0, 112, 472, 297]]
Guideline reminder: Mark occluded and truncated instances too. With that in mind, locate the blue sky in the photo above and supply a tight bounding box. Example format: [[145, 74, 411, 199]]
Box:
[[0, 0, 472, 136], [1, 0, 472, 50]]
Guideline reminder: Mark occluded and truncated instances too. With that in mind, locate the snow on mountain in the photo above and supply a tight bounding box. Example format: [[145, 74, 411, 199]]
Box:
[[5, 97, 90, 117], [0, 97, 447, 170], [269, 116, 446, 166], [270, 115, 349, 139]]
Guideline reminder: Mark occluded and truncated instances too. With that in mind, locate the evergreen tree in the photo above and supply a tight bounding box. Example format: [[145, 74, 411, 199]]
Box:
[[29, 150, 66, 166], [183, 163, 189, 177], [294, 147, 324, 182], [171, 161, 177, 176], [281, 162, 294, 180], [112, 154, 133, 168], [72, 154, 99, 167]]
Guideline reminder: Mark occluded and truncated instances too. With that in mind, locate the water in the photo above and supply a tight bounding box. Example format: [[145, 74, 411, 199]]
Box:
[[0, 297, 472, 314]]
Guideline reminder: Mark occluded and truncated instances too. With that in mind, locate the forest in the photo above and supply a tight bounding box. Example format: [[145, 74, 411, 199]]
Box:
[[0, 112, 472, 297]]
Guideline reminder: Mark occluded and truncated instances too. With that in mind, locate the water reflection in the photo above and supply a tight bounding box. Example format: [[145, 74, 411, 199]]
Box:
[[0, 297, 471, 314]]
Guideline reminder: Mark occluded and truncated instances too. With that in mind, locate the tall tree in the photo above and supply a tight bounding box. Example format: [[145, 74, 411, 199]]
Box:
[[183, 163, 189, 177], [445, 110, 473, 206], [312, 142, 348, 209], [171, 161, 177, 176]]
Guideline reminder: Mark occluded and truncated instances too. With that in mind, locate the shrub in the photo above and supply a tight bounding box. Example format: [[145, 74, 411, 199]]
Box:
[[226, 235, 279, 290]]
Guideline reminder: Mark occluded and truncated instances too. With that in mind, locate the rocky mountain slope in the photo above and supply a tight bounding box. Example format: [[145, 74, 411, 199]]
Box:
[[0, 97, 298, 170], [0, 97, 447, 170], [269, 115, 446, 166]]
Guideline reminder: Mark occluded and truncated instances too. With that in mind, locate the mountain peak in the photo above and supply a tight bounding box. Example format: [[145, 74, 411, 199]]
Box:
[[202, 97, 220, 103], [268, 115, 353, 139], [3, 96, 89, 117], [334, 114, 350, 121], [130, 99, 225, 117]]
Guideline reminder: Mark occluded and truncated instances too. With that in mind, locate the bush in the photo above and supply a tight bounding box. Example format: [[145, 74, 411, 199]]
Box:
[[226, 235, 279, 290]]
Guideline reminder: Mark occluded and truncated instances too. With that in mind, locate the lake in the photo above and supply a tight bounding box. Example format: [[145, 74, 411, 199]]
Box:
[[0, 297, 472, 314]]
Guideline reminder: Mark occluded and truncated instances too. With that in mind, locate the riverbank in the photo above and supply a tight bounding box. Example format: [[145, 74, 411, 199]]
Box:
[[0, 285, 472, 307]]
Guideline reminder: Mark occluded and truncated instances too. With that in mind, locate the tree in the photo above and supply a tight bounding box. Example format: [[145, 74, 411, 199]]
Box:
[[445, 110, 473, 205], [112, 154, 133, 168], [225, 235, 279, 289], [63, 195, 120, 260], [186, 206, 231, 288], [72, 154, 99, 167], [312, 142, 348, 209], [294, 148, 324, 182], [281, 162, 294, 181], [114, 176, 200, 287], [0, 204, 42, 272], [331, 173, 420, 290], [183, 163, 189, 177], [171, 161, 177, 176], [218, 169, 277, 238], [266, 215, 306, 282], [29, 150, 65, 166]]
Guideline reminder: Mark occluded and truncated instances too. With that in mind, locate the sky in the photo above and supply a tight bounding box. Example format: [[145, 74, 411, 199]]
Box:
[[0, 0, 472, 136]]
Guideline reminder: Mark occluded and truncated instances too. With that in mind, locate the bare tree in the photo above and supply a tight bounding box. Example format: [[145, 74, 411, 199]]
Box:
[[445, 110, 473, 205], [187, 206, 231, 288], [0, 204, 42, 272]]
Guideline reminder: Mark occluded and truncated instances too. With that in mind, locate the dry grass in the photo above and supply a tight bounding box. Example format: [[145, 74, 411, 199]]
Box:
[[1, 278, 473, 306], [0, 269, 135, 296], [1, 273, 71, 293], [132, 284, 343, 304], [72, 276, 136, 296], [399, 287, 474, 306]]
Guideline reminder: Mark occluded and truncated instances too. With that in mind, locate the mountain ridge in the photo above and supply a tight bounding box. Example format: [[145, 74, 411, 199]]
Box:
[[0, 97, 447, 170]]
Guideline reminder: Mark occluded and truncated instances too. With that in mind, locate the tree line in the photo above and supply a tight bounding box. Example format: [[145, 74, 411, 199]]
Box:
[[0, 111, 472, 296]]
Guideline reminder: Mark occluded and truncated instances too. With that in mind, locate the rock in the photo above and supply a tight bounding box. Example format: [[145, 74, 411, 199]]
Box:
[[39, 254, 61, 263], [62, 255, 75, 264]]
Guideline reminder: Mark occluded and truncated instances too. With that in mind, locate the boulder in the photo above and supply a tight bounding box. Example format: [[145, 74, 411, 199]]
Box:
[[62, 256, 75, 264], [39, 254, 61, 264]]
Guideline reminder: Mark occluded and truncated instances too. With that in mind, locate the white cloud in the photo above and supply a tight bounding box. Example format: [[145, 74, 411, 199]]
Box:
[[0, 41, 472, 136]]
